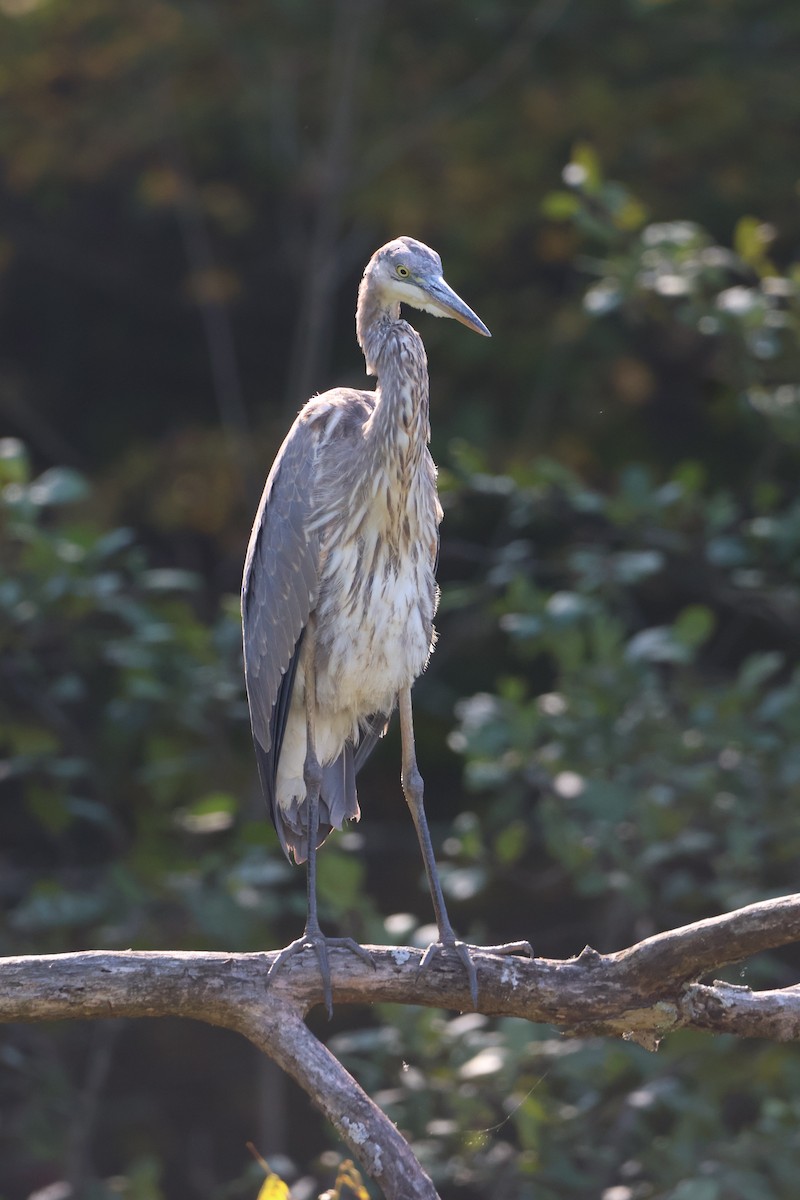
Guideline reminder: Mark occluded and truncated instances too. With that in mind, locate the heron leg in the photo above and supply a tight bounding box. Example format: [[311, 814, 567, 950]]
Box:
[[399, 686, 533, 1009], [267, 626, 372, 1018]]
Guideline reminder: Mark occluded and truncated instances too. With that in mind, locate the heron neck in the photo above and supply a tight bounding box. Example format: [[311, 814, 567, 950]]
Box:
[[356, 276, 400, 375], [360, 313, 431, 476]]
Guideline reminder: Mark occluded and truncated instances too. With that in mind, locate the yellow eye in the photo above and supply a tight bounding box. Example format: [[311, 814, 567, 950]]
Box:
[[396, 265, 410, 277]]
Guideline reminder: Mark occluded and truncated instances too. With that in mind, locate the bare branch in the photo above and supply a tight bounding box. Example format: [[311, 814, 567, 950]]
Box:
[[681, 982, 800, 1041], [609, 892, 800, 984], [2, 893, 799, 1198], [236, 1002, 439, 1200]]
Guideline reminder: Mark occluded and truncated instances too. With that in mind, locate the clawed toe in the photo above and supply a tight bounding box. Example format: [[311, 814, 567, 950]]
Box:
[[417, 937, 535, 1010], [336, 936, 376, 970], [268, 931, 374, 1019], [419, 938, 480, 1009]]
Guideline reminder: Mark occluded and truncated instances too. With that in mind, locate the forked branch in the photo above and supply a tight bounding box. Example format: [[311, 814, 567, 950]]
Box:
[[2, 893, 799, 1200]]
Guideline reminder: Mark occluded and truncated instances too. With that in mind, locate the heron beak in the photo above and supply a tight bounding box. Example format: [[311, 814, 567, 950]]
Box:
[[421, 276, 492, 337]]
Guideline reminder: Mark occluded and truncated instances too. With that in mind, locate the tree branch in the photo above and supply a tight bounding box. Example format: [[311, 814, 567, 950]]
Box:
[[236, 1002, 439, 1200], [2, 893, 799, 1199]]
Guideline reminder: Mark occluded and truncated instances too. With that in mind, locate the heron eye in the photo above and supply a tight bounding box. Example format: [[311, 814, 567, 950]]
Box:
[[396, 265, 410, 278]]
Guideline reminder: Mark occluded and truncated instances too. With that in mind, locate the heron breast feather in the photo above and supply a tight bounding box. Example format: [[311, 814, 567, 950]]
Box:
[[314, 532, 437, 717]]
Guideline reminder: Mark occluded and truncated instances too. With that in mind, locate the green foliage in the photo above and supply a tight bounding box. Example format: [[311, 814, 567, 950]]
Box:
[[448, 452, 800, 920], [0, 436, 286, 962]]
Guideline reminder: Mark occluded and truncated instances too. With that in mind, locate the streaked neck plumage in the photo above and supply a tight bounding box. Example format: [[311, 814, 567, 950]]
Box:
[[356, 270, 431, 479]]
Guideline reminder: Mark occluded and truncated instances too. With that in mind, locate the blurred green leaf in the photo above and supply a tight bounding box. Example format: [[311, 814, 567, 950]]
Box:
[[0, 437, 29, 486], [673, 605, 715, 649], [541, 190, 581, 220]]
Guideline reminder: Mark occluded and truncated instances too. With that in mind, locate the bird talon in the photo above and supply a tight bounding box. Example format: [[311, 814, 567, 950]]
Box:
[[416, 938, 535, 1010], [418, 938, 479, 1010], [344, 938, 378, 970], [268, 931, 373, 1019]]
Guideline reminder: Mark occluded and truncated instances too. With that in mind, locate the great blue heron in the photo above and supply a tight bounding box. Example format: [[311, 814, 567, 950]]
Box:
[[242, 236, 531, 1015]]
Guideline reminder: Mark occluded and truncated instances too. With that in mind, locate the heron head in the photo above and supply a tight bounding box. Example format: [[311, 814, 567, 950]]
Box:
[[367, 236, 491, 337]]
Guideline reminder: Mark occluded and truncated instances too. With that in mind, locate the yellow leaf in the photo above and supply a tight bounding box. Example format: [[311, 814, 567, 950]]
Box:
[[247, 1143, 291, 1200], [332, 1160, 369, 1199], [734, 215, 776, 277], [256, 1173, 290, 1200]]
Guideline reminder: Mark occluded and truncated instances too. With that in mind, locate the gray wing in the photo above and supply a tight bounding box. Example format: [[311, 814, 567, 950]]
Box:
[[242, 389, 386, 862], [241, 415, 321, 815]]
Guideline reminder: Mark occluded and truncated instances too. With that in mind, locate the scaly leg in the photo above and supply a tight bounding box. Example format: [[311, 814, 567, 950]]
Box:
[[268, 622, 372, 1017], [398, 686, 532, 1009]]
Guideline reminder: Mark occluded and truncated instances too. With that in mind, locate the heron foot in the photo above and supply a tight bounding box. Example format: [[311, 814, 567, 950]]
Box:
[[418, 938, 534, 1010], [268, 929, 374, 1019]]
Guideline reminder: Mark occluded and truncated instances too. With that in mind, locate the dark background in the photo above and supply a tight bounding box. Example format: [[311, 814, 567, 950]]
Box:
[[2, 1, 800, 1197]]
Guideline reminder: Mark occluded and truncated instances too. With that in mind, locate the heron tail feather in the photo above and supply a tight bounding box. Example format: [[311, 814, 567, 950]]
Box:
[[268, 744, 361, 865]]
